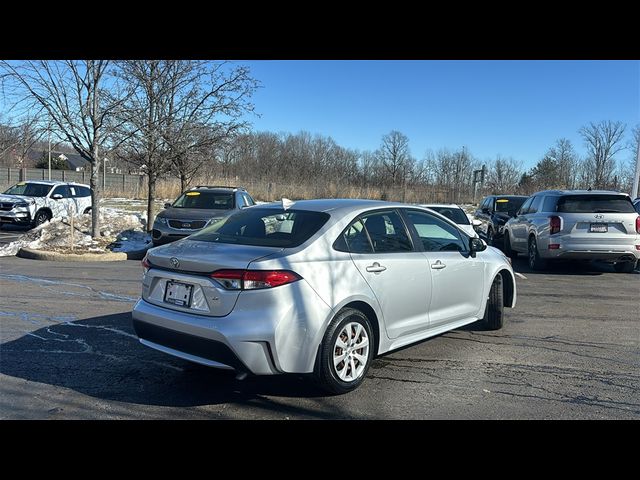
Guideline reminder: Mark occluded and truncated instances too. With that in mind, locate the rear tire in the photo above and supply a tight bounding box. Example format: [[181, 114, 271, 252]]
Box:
[[614, 261, 635, 273], [528, 236, 547, 271], [503, 232, 518, 260], [483, 274, 505, 330], [314, 308, 374, 395]]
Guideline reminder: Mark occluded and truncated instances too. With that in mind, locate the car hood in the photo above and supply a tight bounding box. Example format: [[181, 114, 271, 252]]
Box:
[[157, 207, 232, 221], [0, 194, 35, 203]]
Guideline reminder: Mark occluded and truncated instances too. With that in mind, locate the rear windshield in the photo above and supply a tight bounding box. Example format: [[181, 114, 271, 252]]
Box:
[[189, 208, 331, 247], [4, 182, 53, 197], [427, 206, 470, 225], [495, 197, 526, 215], [172, 191, 234, 210], [556, 195, 635, 213]]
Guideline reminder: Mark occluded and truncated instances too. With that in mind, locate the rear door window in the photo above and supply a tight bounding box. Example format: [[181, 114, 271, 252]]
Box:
[[557, 195, 635, 213], [518, 197, 533, 215], [51, 185, 71, 198], [361, 210, 413, 253], [529, 196, 543, 214], [334, 218, 374, 254]]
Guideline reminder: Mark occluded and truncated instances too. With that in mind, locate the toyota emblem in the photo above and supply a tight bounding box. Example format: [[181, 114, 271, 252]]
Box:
[[594, 214, 604, 219], [170, 257, 180, 268]]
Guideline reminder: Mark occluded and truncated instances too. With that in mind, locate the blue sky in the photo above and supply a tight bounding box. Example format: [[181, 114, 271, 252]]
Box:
[[239, 60, 639, 170]]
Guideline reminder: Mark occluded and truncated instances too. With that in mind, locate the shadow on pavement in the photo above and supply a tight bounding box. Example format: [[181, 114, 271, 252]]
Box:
[[508, 256, 631, 276], [0, 312, 343, 416]]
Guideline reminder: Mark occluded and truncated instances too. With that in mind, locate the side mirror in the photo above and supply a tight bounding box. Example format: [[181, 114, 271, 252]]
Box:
[[52, 194, 63, 200], [472, 219, 482, 227], [481, 207, 490, 214], [164, 203, 172, 209], [469, 237, 487, 258]]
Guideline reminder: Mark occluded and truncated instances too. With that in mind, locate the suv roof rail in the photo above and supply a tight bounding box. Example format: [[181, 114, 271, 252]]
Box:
[[192, 185, 246, 191]]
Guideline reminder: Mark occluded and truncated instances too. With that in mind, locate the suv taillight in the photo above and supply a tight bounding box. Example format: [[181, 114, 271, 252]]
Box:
[[549, 216, 561, 235], [141, 255, 151, 270], [211, 269, 301, 290], [636, 216, 640, 234]]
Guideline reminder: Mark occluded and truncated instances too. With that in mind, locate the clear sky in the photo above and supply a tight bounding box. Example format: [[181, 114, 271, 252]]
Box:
[[239, 60, 639, 169]]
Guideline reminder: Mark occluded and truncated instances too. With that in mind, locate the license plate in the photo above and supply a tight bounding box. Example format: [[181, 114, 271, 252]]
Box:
[[589, 223, 608, 233], [164, 281, 193, 307]]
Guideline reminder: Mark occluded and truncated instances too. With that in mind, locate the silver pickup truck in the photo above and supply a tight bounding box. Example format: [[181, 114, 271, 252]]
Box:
[[0, 180, 92, 229]]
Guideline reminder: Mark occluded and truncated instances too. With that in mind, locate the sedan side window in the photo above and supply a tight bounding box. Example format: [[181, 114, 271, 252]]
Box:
[[406, 210, 467, 252], [361, 210, 413, 253], [338, 219, 374, 253]]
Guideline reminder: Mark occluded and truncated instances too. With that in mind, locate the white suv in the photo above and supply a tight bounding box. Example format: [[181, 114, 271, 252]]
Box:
[[0, 180, 92, 229]]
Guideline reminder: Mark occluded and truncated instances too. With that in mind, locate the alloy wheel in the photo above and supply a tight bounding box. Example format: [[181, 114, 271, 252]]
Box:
[[333, 322, 370, 382]]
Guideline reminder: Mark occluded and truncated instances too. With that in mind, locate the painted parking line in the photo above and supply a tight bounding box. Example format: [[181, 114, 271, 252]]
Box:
[[514, 272, 527, 280]]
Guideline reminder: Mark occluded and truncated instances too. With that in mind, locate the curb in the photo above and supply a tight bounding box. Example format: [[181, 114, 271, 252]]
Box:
[[17, 247, 149, 262]]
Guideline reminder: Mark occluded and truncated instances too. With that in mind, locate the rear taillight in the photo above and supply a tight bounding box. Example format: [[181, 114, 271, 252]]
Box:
[[636, 216, 640, 234], [141, 255, 151, 270], [211, 269, 301, 290], [549, 216, 561, 235]]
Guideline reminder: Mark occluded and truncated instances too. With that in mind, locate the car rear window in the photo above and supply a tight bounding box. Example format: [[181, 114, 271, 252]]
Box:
[[495, 197, 526, 215], [556, 195, 635, 213], [189, 208, 330, 247], [427, 206, 470, 225], [172, 191, 234, 210]]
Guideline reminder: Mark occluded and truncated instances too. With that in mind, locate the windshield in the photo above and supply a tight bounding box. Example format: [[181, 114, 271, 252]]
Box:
[[172, 191, 234, 210], [427, 206, 470, 225], [495, 197, 526, 215], [557, 195, 635, 213], [190, 208, 330, 248], [4, 182, 53, 197]]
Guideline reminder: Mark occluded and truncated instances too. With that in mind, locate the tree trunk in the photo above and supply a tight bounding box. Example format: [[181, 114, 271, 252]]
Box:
[[180, 173, 187, 193], [89, 158, 100, 238], [147, 171, 156, 233]]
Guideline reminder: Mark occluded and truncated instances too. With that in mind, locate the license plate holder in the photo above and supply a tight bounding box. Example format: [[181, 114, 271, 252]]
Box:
[[589, 223, 608, 233], [164, 281, 193, 307]]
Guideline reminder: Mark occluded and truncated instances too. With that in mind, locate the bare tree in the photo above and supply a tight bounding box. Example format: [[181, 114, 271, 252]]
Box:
[[376, 131, 411, 186], [579, 120, 626, 189], [0, 60, 127, 237], [549, 138, 578, 189], [486, 156, 522, 194]]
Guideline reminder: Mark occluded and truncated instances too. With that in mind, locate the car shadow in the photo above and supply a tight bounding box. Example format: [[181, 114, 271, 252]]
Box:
[[0, 312, 344, 415], [508, 256, 629, 276]]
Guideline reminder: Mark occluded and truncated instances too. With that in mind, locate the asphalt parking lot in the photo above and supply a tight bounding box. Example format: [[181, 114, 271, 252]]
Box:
[[0, 224, 30, 245], [0, 254, 638, 419]]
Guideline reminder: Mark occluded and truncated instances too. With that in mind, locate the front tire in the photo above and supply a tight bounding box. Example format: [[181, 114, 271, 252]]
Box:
[[314, 308, 374, 395], [528, 236, 547, 271], [503, 232, 518, 260], [483, 274, 505, 330], [32, 210, 51, 228]]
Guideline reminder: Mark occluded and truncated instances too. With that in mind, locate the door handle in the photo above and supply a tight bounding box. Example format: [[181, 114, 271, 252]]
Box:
[[365, 262, 386, 273], [431, 260, 446, 270]]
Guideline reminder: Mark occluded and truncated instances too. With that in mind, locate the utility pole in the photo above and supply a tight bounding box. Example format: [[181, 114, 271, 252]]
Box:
[[47, 118, 51, 181], [632, 139, 640, 199]]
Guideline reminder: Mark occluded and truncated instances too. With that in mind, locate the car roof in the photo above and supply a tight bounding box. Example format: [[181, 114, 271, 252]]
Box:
[[187, 185, 246, 192], [533, 189, 630, 196], [420, 203, 463, 209], [19, 180, 90, 187], [253, 198, 414, 214]]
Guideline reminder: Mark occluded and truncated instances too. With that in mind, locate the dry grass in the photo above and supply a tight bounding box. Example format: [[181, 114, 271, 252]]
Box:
[[101, 176, 470, 204]]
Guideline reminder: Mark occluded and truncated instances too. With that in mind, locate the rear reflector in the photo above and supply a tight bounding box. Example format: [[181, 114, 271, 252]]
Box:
[[211, 269, 301, 290], [549, 216, 561, 235], [548, 244, 560, 250], [141, 255, 151, 270]]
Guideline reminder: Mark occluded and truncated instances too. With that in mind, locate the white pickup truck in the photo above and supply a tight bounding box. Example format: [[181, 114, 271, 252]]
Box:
[[0, 180, 93, 229]]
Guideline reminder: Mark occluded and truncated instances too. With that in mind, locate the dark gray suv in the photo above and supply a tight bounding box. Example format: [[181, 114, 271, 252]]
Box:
[[152, 186, 256, 246]]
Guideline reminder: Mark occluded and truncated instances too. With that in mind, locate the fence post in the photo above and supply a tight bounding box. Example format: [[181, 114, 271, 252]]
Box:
[[7, 167, 10, 184], [122, 173, 126, 193], [62, 170, 66, 181], [82, 170, 85, 183]]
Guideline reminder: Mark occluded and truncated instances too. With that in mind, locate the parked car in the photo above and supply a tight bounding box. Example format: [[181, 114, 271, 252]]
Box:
[[151, 186, 256, 246], [133, 199, 516, 394], [420, 203, 479, 237], [474, 195, 528, 245], [503, 190, 640, 273], [0, 180, 92, 229]]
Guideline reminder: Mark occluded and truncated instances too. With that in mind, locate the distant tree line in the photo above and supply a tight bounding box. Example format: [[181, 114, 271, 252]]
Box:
[[1, 60, 638, 238]]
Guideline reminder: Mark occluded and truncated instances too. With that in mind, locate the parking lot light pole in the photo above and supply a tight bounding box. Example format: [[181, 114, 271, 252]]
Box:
[[632, 140, 640, 199], [103, 157, 108, 191], [48, 122, 51, 181]]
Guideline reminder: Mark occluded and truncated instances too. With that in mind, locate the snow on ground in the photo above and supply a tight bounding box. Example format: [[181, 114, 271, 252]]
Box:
[[0, 199, 153, 257]]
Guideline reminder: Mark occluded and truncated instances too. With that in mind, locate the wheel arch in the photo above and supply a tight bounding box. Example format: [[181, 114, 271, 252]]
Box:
[[497, 269, 516, 308], [34, 207, 53, 220]]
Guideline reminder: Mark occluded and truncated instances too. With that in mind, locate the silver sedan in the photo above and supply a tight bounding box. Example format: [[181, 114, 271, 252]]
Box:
[[133, 199, 516, 394]]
